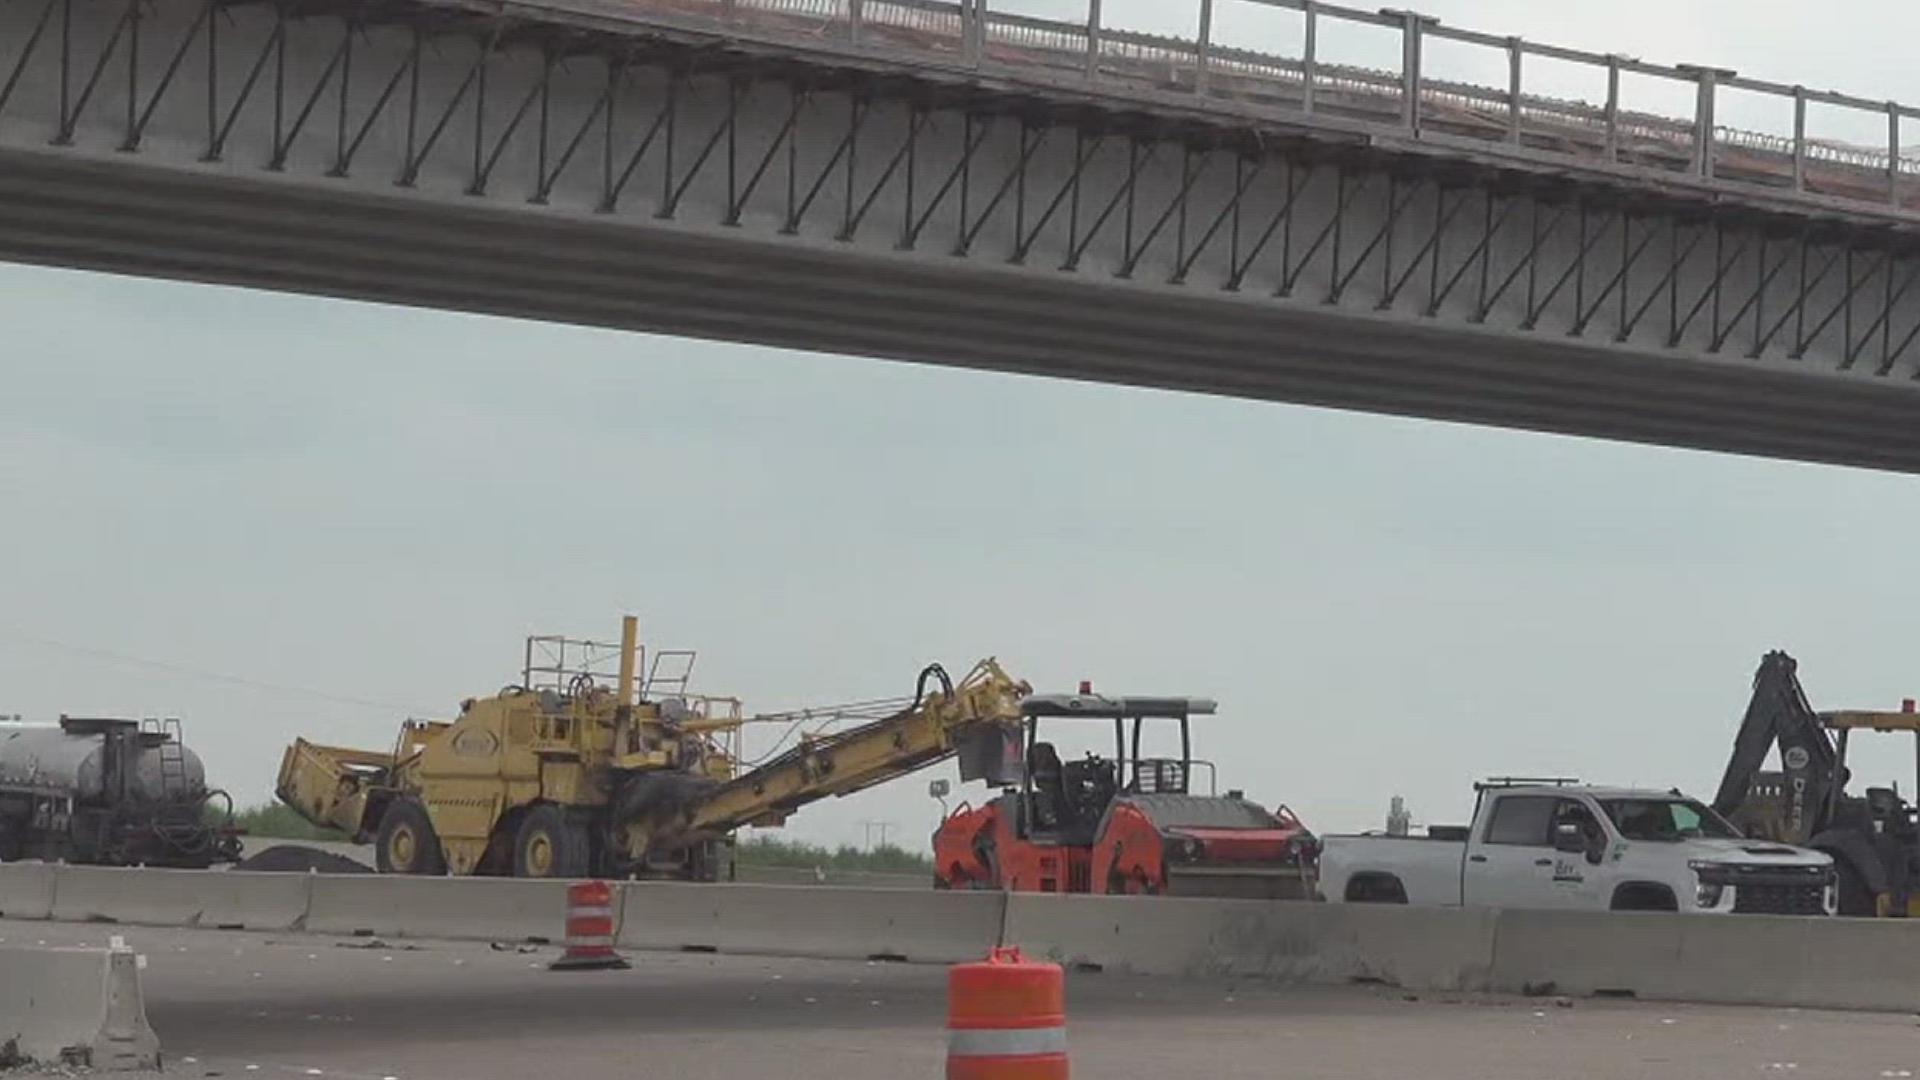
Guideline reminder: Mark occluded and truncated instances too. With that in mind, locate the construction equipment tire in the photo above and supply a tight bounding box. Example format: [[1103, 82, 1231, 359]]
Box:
[[376, 799, 448, 876], [590, 830, 638, 881], [1835, 859, 1876, 917], [514, 804, 590, 879]]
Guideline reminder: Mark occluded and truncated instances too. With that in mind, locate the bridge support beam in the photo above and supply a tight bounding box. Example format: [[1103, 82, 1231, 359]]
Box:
[[1, 0, 1918, 469]]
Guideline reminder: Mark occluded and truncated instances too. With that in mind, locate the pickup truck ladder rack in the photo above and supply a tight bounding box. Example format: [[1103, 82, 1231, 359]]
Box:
[[1474, 776, 1581, 791]]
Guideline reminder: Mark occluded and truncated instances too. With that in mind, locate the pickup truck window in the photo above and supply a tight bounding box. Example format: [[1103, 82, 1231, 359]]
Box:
[[1552, 798, 1606, 845], [1599, 797, 1739, 841], [1482, 795, 1557, 845]]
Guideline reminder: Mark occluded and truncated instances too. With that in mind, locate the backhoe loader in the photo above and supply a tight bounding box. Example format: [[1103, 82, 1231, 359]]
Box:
[[1713, 651, 1920, 916]]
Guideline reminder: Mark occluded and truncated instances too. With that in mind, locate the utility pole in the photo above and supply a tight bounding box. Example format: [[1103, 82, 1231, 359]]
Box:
[[860, 820, 895, 851]]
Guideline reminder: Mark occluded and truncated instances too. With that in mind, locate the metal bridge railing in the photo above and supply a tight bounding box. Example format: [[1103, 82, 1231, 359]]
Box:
[[600, 0, 1918, 217]]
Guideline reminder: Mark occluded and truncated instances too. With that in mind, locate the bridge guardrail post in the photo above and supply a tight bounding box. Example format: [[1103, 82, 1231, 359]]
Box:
[[1696, 68, 1717, 179], [1084, 0, 1101, 79], [963, 0, 984, 66], [1680, 64, 1733, 179], [1791, 87, 1808, 193], [1194, 0, 1213, 95], [1604, 54, 1621, 161], [1401, 12, 1418, 132], [1506, 37, 1523, 145], [1388, 9, 1435, 134], [1301, 0, 1318, 114], [849, 0, 863, 44], [1887, 101, 1902, 207]]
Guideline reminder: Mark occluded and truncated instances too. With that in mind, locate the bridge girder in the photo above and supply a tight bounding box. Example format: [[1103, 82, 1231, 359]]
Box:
[[2, 0, 1918, 468]]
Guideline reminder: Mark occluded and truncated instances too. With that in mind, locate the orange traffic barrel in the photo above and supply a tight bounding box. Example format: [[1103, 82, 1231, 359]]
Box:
[[550, 880, 630, 971], [947, 947, 1068, 1079]]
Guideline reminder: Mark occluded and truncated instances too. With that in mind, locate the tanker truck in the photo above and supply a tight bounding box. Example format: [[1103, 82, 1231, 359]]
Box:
[[0, 715, 241, 868]]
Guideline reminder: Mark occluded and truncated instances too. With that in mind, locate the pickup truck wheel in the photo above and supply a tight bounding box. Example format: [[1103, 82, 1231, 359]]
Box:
[[1344, 874, 1408, 903], [375, 799, 447, 876], [1609, 883, 1679, 912]]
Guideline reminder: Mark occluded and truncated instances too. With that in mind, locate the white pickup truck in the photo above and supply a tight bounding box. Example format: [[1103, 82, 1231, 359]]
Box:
[[1319, 782, 1836, 915]]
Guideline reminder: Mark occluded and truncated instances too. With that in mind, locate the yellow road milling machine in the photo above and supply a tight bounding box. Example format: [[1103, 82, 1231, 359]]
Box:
[[276, 617, 1032, 879]]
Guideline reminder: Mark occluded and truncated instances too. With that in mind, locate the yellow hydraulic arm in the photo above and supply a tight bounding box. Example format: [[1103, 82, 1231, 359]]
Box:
[[619, 659, 1029, 854]]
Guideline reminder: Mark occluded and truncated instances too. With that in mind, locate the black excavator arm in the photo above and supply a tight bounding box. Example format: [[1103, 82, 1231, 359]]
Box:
[[1711, 651, 1838, 844]]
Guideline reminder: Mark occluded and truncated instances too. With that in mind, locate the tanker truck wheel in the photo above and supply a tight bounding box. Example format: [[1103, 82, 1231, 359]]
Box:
[[513, 805, 590, 879], [376, 799, 448, 876]]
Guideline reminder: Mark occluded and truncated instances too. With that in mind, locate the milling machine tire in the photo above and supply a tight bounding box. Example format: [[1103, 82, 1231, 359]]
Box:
[[590, 832, 638, 881], [375, 799, 448, 876], [514, 805, 591, 879]]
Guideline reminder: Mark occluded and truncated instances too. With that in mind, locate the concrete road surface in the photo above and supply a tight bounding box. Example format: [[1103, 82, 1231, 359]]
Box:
[[3, 918, 1916, 1080]]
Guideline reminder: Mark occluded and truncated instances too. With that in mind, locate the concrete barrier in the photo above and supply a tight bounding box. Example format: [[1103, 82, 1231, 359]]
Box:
[[1488, 909, 1920, 1012], [999, 893, 1246, 976], [1789, 916, 1920, 1012], [0, 946, 159, 1071], [620, 883, 1004, 963], [1487, 909, 1686, 999], [615, 882, 722, 952], [306, 875, 573, 941], [15, 864, 1920, 1015], [50, 866, 312, 931], [733, 864, 929, 891], [1000, 895, 1494, 989], [0, 861, 56, 920], [1293, 902, 1498, 991]]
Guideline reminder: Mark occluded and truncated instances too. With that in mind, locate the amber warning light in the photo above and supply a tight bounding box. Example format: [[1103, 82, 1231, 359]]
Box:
[[1078, 680, 1093, 695]]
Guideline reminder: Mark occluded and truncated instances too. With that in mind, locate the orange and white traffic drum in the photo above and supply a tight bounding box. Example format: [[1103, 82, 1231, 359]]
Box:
[[947, 947, 1068, 1079]]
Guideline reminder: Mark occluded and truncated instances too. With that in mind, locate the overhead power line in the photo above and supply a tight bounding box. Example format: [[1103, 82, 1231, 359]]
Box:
[[0, 629, 436, 715]]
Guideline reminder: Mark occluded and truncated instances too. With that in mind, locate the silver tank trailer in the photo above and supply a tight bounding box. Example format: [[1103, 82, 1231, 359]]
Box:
[[0, 725, 208, 804]]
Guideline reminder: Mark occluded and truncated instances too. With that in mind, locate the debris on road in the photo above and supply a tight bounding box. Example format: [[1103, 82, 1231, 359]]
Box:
[[236, 845, 373, 875]]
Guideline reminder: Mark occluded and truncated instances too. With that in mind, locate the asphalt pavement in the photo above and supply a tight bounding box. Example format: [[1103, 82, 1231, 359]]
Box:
[[4, 917, 1917, 1080]]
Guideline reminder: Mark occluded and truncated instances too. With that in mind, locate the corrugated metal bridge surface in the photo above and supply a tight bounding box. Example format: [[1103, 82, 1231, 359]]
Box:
[[3, 0, 1919, 467]]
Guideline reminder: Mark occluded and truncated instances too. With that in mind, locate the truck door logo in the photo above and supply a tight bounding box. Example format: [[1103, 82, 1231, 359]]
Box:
[[1552, 857, 1584, 883]]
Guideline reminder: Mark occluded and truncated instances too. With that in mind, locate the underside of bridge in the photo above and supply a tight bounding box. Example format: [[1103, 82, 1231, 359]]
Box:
[[3, 0, 1919, 469]]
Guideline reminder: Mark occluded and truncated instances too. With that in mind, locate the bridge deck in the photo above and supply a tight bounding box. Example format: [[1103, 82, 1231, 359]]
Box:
[[3, 0, 1919, 470], [524, 0, 1920, 226]]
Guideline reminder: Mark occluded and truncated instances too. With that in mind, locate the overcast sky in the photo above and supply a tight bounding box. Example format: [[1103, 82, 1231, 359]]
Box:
[[3, 1, 1919, 852]]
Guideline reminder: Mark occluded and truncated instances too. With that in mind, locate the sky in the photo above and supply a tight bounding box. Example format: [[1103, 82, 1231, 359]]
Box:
[[3, 1, 1920, 853]]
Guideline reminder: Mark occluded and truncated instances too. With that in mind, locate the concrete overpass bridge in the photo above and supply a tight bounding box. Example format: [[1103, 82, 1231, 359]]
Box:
[[4, 0, 1920, 468]]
